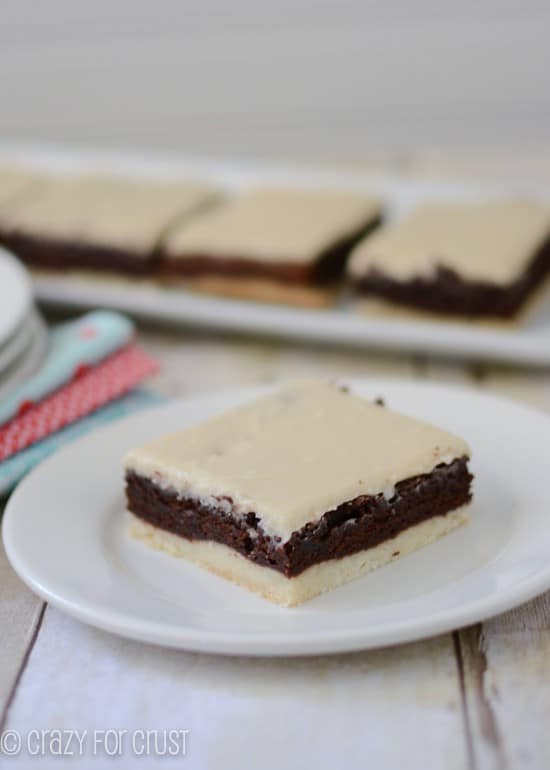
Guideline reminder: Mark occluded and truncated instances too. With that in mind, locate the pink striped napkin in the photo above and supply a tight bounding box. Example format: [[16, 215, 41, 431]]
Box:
[[0, 345, 158, 461]]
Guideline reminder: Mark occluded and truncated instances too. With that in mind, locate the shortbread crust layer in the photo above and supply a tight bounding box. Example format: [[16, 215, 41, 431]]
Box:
[[129, 507, 469, 607], [125, 457, 472, 578]]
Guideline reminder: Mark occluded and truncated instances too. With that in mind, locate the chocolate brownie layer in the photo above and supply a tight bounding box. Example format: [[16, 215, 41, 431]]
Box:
[[354, 234, 550, 318], [125, 457, 472, 577], [161, 217, 382, 286], [0, 231, 156, 275]]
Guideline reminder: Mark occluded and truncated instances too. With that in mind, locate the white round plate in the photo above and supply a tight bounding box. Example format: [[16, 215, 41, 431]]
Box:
[[4, 379, 550, 656], [0, 248, 32, 351], [0, 313, 34, 375], [0, 311, 49, 402]]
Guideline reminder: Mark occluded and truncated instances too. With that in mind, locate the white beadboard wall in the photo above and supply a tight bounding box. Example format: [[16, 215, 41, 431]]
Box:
[[1, 0, 549, 160]]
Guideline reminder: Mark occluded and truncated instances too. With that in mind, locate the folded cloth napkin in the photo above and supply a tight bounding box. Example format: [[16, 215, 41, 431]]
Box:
[[0, 344, 158, 462], [0, 389, 165, 496], [0, 310, 134, 427]]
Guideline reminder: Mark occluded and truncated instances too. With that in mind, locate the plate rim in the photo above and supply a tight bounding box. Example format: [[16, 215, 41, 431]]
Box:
[[0, 248, 32, 350], [0, 311, 49, 402], [0, 313, 34, 375], [4, 378, 550, 656]]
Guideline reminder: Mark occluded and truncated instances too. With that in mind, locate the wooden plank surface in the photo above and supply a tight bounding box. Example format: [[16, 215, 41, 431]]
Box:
[[0, 500, 44, 732], [466, 594, 550, 769], [3, 609, 468, 770], [418, 359, 550, 769], [461, 370, 550, 769]]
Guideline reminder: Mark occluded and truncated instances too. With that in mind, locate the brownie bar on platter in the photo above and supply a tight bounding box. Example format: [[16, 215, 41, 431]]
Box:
[[161, 188, 382, 303], [0, 174, 222, 274], [347, 200, 550, 318]]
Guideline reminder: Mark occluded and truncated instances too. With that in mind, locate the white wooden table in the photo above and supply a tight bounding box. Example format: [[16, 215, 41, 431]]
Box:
[[1, 154, 550, 769]]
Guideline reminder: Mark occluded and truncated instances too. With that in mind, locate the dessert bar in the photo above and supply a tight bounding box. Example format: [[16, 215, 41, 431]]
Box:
[[124, 380, 473, 606], [0, 174, 221, 274], [161, 188, 382, 289], [348, 200, 550, 318]]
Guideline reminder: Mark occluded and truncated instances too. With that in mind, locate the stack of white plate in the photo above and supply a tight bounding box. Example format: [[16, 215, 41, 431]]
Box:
[[0, 247, 49, 403]]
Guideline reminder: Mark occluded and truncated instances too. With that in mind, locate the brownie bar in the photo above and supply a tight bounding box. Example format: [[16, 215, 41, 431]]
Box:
[[161, 217, 382, 286], [0, 174, 222, 276], [354, 234, 550, 318], [126, 457, 472, 578]]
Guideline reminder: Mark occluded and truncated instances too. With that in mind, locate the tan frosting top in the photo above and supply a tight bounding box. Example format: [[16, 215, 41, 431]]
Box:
[[164, 187, 382, 264], [124, 380, 469, 541], [0, 167, 44, 210], [2, 175, 221, 255], [348, 200, 550, 285]]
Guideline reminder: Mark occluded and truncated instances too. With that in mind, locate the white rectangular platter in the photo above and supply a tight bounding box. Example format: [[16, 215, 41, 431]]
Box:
[[2, 143, 549, 367]]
